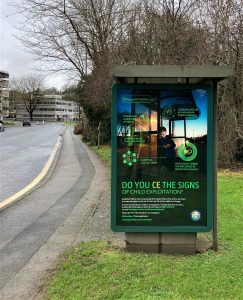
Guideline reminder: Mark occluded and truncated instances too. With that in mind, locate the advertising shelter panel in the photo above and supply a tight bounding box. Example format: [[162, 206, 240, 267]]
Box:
[[111, 84, 213, 232]]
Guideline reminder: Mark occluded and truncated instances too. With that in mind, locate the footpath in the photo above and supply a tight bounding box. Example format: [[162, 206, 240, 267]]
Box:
[[0, 126, 121, 300]]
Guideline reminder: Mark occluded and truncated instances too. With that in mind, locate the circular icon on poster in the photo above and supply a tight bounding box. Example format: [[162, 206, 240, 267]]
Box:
[[123, 151, 137, 166], [178, 141, 197, 161], [190, 210, 201, 222], [135, 114, 150, 127], [161, 106, 176, 119]]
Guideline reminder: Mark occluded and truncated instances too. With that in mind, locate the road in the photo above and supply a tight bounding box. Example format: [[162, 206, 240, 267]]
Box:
[[0, 124, 64, 201], [0, 127, 108, 299]]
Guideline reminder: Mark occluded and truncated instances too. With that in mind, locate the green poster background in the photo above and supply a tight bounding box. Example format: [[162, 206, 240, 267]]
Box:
[[111, 84, 213, 232]]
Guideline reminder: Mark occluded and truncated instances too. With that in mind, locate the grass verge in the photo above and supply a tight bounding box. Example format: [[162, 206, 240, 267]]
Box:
[[90, 145, 111, 167], [63, 121, 78, 126], [44, 172, 243, 300], [3, 120, 16, 126]]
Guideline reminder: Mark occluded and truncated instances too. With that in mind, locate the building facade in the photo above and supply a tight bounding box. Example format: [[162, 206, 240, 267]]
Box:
[[0, 71, 10, 121], [17, 95, 79, 122]]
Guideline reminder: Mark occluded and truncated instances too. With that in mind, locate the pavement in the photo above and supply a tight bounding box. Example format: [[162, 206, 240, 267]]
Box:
[[0, 126, 120, 300]]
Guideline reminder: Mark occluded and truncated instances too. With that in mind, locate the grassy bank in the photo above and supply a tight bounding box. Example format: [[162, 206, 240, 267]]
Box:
[[44, 171, 243, 300], [90, 145, 111, 167], [64, 121, 78, 126], [2, 120, 16, 126]]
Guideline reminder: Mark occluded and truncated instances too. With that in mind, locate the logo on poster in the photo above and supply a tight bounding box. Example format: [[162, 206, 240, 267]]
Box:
[[178, 141, 197, 161], [190, 210, 201, 222], [123, 151, 137, 166]]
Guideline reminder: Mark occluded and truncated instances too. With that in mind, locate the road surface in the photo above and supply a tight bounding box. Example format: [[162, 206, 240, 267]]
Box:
[[0, 124, 64, 201], [0, 127, 108, 299]]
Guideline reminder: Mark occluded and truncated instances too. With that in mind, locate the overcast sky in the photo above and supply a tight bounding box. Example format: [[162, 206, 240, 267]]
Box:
[[0, 0, 67, 90]]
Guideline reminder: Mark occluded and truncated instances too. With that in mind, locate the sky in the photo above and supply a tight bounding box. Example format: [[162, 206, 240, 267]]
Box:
[[0, 0, 67, 90]]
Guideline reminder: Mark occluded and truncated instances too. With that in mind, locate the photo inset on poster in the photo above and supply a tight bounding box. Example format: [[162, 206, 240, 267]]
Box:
[[112, 85, 212, 231]]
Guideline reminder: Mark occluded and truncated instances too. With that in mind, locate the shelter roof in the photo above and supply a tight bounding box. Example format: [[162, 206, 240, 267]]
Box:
[[111, 65, 233, 84]]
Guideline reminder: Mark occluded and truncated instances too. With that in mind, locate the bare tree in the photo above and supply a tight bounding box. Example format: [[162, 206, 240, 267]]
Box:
[[15, 0, 131, 76], [117, 0, 207, 65], [12, 74, 44, 121], [198, 0, 243, 166]]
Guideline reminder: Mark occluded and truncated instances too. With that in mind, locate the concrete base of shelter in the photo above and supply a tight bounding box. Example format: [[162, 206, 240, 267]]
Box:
[[126, 243, 160, 253], [125, 233, 210, 255]]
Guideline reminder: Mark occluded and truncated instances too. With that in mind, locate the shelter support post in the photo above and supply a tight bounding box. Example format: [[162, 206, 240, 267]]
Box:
[[212, 80, 218, 251]]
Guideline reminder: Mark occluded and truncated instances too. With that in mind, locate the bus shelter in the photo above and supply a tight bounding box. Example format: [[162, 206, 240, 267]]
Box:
[[111, 65, 233, 254]]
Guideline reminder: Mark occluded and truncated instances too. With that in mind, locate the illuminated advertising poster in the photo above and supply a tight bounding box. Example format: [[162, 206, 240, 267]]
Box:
[[111, 85, 213, 232]]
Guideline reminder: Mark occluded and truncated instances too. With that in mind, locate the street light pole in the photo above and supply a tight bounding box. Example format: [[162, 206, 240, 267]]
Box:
[[85, 43, 88, 75], [12, 91, 15, 120]]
